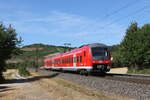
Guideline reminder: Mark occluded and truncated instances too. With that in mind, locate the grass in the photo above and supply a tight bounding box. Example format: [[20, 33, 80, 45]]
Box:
[[18, 66, 30, 76], [35, 76, 117, 100], [128, 67, 150, 74], [53, 78, 110, 99], [51, 78, 130, 100]]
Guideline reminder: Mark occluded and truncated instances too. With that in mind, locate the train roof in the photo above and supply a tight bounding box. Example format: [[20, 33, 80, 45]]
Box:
[[79, 43, 107, 48], [44, 43, 107, 61]]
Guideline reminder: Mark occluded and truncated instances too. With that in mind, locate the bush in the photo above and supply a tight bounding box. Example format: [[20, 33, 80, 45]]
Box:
[[6, 63, 18, 69], [128, 67, 150, 74], [18, 66, 30, 76]]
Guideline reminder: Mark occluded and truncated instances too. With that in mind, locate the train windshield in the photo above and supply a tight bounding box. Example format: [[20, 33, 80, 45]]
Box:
[[91, 47, 107, 57]]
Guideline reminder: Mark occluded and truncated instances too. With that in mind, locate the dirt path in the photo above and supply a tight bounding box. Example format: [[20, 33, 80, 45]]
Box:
[[108, 67, 128, 74], [0, 70, 130, 100]]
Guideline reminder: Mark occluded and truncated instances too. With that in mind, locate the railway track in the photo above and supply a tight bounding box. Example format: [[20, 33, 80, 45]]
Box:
[[107, 73, 150, 80], [91, 73, 150, 85], [35, 69, 150, 85], [29, 68, 150, 100]]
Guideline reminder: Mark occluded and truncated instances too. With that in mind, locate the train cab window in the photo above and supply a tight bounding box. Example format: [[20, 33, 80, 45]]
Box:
[[80, 56, 82, 62], [91, 47, 107, 56], [84, 51, 86, 57]]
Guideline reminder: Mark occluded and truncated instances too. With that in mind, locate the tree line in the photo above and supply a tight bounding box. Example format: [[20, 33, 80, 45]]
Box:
[[112, 22, 150, 70]]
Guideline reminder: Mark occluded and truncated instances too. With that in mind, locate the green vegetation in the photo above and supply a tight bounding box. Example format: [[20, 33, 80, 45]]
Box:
[[13, 43, 72, 59], [128, 67, 150, 74], [8, 43, 73, 72], [112, 22, 150, 74], [0, 23, 21, 81], [6, 62, 30, 76], [18, 65, 30, 76], [13, 44, 64, 59]]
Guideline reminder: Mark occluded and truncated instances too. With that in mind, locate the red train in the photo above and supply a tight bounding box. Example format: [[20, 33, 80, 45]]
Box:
[[43, 43, 111, 74]]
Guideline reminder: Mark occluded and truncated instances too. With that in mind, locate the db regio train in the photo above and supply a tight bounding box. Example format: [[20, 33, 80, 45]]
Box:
[[43, 43, 111, 75]]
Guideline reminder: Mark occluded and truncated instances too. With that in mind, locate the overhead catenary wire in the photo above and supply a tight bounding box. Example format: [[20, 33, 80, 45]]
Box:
[[101, 0, 141, 20], [80, 0, 141, 33], [99, 4, 150, 29]]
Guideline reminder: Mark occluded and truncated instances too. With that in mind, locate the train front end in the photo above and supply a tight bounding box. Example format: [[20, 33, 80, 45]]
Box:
[[90, 44, 111, 72]]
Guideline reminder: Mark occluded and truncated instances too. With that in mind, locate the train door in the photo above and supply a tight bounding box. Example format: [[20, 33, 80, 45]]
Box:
[[52, 59, 54, 67], [73, 54, 77, 67], [83, 50, 86, 66]]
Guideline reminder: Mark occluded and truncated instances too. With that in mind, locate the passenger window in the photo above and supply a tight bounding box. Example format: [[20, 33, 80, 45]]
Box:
[[71, 57, 73, 63], [84, 51, 86, 56], [77, 56, 79, 63], [69, 58, 71, 63], [80, 56, 82, 62]]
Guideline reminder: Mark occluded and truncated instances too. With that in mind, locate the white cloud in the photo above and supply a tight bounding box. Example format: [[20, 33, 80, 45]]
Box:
[[0, 10, 125, 46]]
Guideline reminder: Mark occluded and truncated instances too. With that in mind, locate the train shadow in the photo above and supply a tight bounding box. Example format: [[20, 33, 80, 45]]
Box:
[[90, 72, 116, 77], [3, 73, 59, 84]]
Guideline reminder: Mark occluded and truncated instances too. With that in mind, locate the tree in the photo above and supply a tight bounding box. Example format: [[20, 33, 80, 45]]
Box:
[[0, 23, 21, 81], [111, 45, 126, 67], [120, 22, 139, 68], [138, 24, 150, 66], [112, 22, 150, 69]]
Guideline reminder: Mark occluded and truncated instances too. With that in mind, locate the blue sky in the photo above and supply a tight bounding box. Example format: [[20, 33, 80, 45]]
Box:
[[0, 0, 150, 47]]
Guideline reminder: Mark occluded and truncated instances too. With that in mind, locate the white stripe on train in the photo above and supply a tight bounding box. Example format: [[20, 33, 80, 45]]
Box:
[[43, 66, 93, 71]]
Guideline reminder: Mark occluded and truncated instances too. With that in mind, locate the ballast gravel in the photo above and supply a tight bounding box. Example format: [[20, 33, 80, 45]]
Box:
[[39, 70, 150, 100]]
